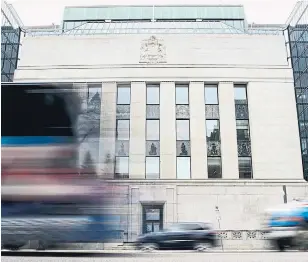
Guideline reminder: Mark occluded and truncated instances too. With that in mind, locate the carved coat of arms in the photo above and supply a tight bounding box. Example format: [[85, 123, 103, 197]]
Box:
[[140, 36, 167, 64]]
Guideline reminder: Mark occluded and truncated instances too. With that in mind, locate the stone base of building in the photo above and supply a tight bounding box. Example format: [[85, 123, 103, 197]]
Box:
[[104, 179, 308, 243]]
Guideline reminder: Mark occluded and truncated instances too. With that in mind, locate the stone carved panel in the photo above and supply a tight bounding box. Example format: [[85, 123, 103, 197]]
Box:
[[231, 231, 243, 240], [216, 230, 269, 240], [207, 141, 221, 156], [176, 105, 190, 119], [116, 105, 130, 119], [235, 104, 249, 119], [146, 105, 160, 119], [140, 36, 167, 64], [176, 141, 191, 156], [238, 141, 251, 156], [205, 105, 220, 119], [116, 140, 129, 156], [146, 141, 160, 156]]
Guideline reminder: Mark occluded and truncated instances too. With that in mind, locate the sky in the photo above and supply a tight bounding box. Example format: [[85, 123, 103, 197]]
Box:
[[8, 0, 299, 26]]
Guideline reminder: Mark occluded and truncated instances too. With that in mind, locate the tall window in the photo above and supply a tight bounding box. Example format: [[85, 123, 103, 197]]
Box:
[[205, 84, 222, 178], [115, 84, 131, 179], [234, 85, 252, 179], [146, 84, 160, 179], [176, 84, 191, 179]]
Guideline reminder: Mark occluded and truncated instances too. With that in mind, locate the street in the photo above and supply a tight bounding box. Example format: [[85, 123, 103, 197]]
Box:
[[2, 251, 307, 262]]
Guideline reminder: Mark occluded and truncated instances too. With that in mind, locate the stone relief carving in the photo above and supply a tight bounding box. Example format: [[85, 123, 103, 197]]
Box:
[[140, 36, 167, 64], [205, 105, 220, 119], [146, 141, 160, 156], [116, 105, 130, 119], [176, 105, 190, 119], [176, 141, 191, 156], [116, 141, 129, 156], [207, 141, 221, 156], [235, 104, 249, 119], [238, 141, 251, 156], [146, 105, 160, 119]]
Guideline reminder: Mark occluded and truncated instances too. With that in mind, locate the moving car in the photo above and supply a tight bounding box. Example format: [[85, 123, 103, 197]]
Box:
[[135, 222, 219, 252], [263, 200, 308, 251]]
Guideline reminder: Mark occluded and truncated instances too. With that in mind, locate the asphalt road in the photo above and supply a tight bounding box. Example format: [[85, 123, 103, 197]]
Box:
[[1, 251, 307, 262]]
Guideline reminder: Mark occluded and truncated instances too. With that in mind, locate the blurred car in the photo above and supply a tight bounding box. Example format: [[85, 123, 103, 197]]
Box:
[[135, 222, 219, 252]]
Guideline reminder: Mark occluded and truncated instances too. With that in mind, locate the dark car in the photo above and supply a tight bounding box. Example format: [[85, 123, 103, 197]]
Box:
[[135, 222, 219, 252]]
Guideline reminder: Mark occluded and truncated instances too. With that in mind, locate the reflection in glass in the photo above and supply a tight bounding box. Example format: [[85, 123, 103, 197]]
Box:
[[147, 85, 160, 104], [208, 157, 222, 178], [146, 209, 160, 220], [234, 86, 247, 104], [238, 157, 252, 179], [176, 120, 190, 140], [146, 157, 160, 179], [206, 120, 220, 141], [117, 86, 131, 104], [146, 120, 159, 140], [205, 86, 218, 104], [176, 85, 189, 104], [177, 157, 191, 179], [116, 120, 130, 140], [236, 120, 250, 140], [115, 157, 129, 176]]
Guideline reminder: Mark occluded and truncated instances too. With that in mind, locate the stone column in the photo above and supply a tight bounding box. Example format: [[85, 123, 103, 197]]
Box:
[[160, 82, 176, 179], [129, 82, 146, 179], [98, 82, 117, 178], [218, 82, 239, 179], [189, 81, 208, 179]]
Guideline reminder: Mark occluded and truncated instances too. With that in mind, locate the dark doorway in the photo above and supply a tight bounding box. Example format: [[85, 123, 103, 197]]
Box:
[[142, 204, 164, 234]]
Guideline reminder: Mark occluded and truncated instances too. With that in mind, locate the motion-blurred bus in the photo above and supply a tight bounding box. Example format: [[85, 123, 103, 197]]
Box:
[[1, 83, 122, 250]]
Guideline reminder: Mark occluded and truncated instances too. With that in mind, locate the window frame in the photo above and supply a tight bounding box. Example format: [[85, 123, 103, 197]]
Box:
[[207, 156, 222, 179], [238, 156, 253, 179], [206, 119, 220, 142], [117, 84, 131, 105], [176, 119, 190, 141], [234, 85, 248, 105], [204, 85, 219, 105], [145, 156, 160, 179], [176, 156, 191, 179], [175, 84, 189, 105], [115, 156, 129, 178], [146, 84, 160, 105], [116, 119, 130, 141]]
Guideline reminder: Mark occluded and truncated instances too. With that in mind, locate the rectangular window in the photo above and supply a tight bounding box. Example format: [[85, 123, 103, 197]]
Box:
[[117, 85, 131, 105], [116, 120, 130, 140], [176, 157, 191, 179], [176, 120, 190, 140], [205, 85, 218, 105], [236, 120, 250, 140], [146, 120, 160, 140], [115, 157, 129, 178], [147, 84, 160, 105], [234, 85, 247, 104], [207, 157, 222, 179], [206, 120, 220, 141], [146, 157, 160, 179], [176, 85, 189, 105], [239, 157, 252, 179]]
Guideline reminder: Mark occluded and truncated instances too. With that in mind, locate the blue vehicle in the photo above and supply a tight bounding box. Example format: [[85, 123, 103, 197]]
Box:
[[1, 83, 123, 250], [263, 200, 308, 251]]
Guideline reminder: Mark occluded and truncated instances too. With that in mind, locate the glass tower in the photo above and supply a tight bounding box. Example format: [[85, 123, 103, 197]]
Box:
[[287, 1, 308, 181], [1, 1, 23, 82]]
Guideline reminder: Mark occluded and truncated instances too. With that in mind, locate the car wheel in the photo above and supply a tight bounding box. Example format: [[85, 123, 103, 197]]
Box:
[[140, 243, 158, 252], [276, 239, 286, 252], [193, 242, 212, 252]]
